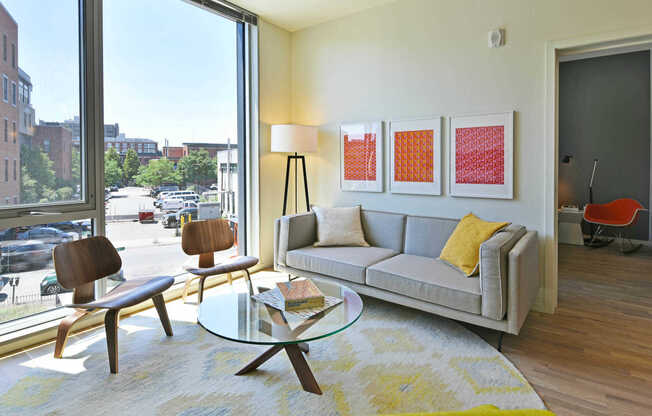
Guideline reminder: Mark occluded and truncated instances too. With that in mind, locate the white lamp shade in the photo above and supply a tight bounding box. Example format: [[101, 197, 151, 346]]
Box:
[[271, 124, 318, 153]]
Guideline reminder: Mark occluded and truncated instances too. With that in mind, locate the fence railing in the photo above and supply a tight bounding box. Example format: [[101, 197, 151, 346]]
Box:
[[0, 292, 59, 306]]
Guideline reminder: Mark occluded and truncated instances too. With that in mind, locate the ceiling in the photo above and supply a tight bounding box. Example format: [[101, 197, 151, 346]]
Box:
[[229, 0, 397, 32]]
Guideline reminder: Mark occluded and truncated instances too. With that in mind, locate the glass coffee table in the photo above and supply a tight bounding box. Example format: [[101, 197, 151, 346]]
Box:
[[198, 278, 363, 395]]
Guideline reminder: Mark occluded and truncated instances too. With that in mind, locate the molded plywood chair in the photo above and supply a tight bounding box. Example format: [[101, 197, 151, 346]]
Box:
[[181, 218, 258, 302], [584, 198, 648, 253], [53, 236, 174, 373]]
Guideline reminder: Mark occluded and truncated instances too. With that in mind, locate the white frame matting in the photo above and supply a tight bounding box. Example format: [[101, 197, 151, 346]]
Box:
[[389, 117, 442, 195], [340, 121, 384, 192], [449, 111, 514, 199]]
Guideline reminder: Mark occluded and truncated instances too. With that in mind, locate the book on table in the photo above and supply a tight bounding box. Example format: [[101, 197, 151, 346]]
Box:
[[276, 279, 325, 311]]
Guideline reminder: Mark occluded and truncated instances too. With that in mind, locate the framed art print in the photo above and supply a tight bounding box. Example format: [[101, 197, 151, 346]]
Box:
[[340, 121, 383, 192], [389, 117, 442, 195], [449, 111, 514, 199]]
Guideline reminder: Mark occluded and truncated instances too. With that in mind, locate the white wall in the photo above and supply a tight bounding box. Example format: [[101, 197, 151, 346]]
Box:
[[284, 0, 652, 312], [258, 20, 292, 267]]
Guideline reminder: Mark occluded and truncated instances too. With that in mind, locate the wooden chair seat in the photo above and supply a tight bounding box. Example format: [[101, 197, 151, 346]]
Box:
[[52, 236, 174, 374], [183, 256, 258, 277], [68, 275, 174, 310]]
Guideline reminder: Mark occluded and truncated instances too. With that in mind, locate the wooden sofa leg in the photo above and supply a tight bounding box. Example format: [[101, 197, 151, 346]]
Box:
[[105, 309, 120, 374], [497, 332, 505, 352], [152, 294, 173, 336], [54, 309, 89, 358]]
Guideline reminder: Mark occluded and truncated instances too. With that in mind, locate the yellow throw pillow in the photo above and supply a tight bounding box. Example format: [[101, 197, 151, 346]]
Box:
[[440, 213, 509, 276]]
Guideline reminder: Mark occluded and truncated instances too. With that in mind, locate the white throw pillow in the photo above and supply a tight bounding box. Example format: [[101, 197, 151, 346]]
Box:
[[312, 206, 369, 247]]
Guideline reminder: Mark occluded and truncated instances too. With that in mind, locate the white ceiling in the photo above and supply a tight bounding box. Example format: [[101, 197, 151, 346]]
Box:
[[229, 0, 397, 32]]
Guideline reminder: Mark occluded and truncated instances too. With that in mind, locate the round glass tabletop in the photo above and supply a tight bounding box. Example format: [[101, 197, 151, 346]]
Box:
[[197, 278, 363, 345]]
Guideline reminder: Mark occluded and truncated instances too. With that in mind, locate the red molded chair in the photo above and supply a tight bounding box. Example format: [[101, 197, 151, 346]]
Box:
[[584, 198, 648, 253]]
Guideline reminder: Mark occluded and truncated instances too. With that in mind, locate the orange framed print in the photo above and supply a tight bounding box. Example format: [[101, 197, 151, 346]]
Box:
[[449, 112, 514, 199], [340, 121, 383, 192], [389, 117, 442, 195]]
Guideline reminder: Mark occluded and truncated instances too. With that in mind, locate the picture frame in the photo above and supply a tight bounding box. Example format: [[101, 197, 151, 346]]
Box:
[[340, 121, 384, 192], [449, 111, 514, 199], [389, 117, 443, 195]]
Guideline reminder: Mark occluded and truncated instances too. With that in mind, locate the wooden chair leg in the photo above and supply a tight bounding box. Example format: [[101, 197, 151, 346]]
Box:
[[244, 269, 254, 296], [152, 294, 173, 336], [54, 309, 89, 358], [198, 276, 207, 304], [105, 309, 120, 374], [182, 275, 197, 303]]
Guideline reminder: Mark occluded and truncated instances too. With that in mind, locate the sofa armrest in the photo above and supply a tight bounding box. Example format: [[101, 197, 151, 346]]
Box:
[[506, 231, 540, 335], [274, 212, 317, 267], [479, 225, 526, 321]]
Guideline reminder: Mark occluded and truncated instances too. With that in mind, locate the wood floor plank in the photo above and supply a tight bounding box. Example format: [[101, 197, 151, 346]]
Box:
[[467, 244, 652, 416]]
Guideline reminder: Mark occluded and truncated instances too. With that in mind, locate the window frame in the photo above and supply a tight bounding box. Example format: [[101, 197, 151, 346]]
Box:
[[0, 0, 99, 222], [2, 74, 7, 102], [10, 80, 16, 106]]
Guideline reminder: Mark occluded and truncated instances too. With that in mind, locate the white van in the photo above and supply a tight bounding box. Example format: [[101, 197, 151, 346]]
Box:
[[161, 198, 184, 212]]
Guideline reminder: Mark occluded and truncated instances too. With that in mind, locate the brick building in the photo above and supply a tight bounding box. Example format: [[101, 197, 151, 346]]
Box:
[[182, 142, 232, 159], [105, 134, 161, 165], [0, 3, 19, 205], [162, 146, 184, 166], [32, 125, 73, 182]]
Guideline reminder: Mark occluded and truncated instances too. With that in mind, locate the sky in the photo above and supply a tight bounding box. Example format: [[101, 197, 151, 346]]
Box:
[[2, 0, 237, 147]]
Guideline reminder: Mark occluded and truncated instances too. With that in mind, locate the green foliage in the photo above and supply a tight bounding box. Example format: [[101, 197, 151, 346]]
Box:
[[71, 147, 81, 185], [178, 150, 216, 186], [134, 157, 181, 187], [20, 145, 57, 204], [123, 148, 140, 185], [55, 186, 74, 201], [105, 147, 120, 165], [104, 158, 123, 187]]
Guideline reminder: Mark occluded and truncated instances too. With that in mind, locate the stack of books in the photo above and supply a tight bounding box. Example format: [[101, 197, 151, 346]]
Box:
[[276, 279, 324, 311]]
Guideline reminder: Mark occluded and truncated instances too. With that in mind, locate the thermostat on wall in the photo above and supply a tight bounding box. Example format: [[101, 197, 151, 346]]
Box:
[[488, 29, 504, 48]]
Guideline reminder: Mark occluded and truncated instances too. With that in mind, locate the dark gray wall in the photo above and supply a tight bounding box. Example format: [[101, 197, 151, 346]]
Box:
[[559, 50, 650, 240]]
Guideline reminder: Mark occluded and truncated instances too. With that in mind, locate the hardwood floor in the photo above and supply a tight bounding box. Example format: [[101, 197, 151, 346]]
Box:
[[470, 243, 652, 416]]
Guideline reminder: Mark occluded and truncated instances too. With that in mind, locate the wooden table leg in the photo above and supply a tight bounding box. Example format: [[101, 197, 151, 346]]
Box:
[[284, 344, 322, 395], [235, 345, 283, 375]]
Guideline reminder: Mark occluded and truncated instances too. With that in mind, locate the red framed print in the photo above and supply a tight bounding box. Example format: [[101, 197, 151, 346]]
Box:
[[450, 112, 514, 199], [389, 117, 442, 195], [340, 121, 383, 192]]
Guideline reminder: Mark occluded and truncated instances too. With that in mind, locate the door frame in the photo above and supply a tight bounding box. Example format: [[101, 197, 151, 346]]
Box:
[[543, 26, 652, 313]]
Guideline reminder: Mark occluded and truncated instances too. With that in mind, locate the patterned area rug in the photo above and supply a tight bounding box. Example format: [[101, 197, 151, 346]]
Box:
[[0, 279, 544, 415]]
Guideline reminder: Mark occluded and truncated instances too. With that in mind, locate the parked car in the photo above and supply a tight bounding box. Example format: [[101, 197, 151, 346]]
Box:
[[19, 227, 75, 246], [40, 269, 124, 295], [110, 185, 120, 192], [161, 212, 178, 228], [47, 221, 84, 235], [0, 240, 52, 272], [151, 184, 179, 198]]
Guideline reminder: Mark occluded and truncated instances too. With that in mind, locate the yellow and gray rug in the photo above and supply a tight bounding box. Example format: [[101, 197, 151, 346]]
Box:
[[0, 280, 544, 415]]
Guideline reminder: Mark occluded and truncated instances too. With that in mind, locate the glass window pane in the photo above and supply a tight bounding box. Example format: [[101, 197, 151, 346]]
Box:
[[0, 219, 92, 325], [0, 1, 82, 208], [103, 0, 238, 288]]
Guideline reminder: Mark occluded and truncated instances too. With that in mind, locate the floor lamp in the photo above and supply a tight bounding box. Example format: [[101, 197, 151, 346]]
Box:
[[271, 124, 318, 215]]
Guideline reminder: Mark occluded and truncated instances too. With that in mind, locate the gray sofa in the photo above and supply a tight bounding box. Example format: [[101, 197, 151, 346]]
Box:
[[274, 209, 540, 337]]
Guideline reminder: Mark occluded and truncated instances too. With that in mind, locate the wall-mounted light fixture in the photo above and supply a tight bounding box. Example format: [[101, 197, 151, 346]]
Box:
[[488, 29, 505, 48]]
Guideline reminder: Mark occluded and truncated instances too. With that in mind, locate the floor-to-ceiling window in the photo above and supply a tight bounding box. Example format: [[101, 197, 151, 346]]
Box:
[[0, 0, 257, 337], [0, 0, 98, 330], [102, 0, 240, 289]]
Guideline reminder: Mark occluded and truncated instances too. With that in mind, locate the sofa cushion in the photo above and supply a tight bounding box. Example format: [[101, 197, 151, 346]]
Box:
[[404, 216, 458, 258], [313, 206, 369, 247], [286, 246, 398, 284], [361, 210, 406, 252], [367, 254, 482, 314]]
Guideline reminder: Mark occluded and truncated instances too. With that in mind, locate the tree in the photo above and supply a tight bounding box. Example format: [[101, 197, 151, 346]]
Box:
[[104, 158, 123, 187], [71, 147, 81, 186], [123, 148, 140, 185], [178, 150, 216, 186], [20, 145, 56, 203], [105, 147, 120, 165], [134, 157, 181, 187]]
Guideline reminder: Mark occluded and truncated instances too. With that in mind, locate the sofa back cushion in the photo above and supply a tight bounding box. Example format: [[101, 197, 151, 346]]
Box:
[[361, 210, 406, 252], [404, 215, 458, 258]]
